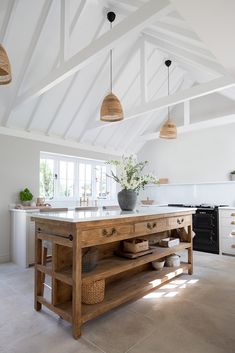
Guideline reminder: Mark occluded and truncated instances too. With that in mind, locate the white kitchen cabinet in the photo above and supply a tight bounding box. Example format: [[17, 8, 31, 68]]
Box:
[[219, 208, 235, 256], [10, 209, 38, 268]]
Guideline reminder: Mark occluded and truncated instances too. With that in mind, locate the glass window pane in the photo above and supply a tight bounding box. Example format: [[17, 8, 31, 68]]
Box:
[[40, 158, 54, 199]]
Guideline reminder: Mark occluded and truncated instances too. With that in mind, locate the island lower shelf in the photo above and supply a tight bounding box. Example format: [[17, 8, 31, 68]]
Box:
[[36, 242, 191, 285], [37, 262, 190, 324]]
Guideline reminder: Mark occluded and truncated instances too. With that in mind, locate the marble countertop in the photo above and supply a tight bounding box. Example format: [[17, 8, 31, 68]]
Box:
[[31, 206, 196, 223]]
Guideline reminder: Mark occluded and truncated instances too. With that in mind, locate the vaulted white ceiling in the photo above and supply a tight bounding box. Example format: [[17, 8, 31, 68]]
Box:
[[0, 0, 235, 155]]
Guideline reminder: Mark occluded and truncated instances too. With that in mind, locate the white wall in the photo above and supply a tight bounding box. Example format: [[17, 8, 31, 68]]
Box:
[[0, 134, 116, 263], [138, 123, 235, 205]]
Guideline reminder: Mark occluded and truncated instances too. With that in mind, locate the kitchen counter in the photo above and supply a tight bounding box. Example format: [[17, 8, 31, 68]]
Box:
[[33, 206, 195, 338], [33, 206, 196, 223]]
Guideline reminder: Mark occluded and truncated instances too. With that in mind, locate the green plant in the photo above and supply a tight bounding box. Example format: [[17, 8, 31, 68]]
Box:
[[106, 155, 159, 193], [19, 188, 33, 202], [231, 170, 235, 174]]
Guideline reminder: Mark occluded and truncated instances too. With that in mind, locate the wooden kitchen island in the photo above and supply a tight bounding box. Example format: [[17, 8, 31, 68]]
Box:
[[32, 207, 195, 339]]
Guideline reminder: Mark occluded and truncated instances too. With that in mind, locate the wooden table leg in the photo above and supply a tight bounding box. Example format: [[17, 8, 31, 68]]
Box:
[[188, 224, 193, 275], [34, 236, 43, 311], [72, 228, 81, 339]]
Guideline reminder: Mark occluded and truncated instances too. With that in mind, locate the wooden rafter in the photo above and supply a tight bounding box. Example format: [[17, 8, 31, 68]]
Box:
[[60, 0, 70, 63], [141, 112, 235, 142], [0, 126, 123, 156], [120, 70, 186, 151], [85, 75, 235, 133], [143, 33, 227, 77], [12, 0, 172, 109], [26, 0, 88, 134], [2, 0, 54, 127], [0, 0, 17, 42]]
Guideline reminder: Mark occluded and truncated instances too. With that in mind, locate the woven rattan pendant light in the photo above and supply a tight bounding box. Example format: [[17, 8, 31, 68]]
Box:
[[100, 12, 123, 122], [160, 60, 177, 139], [0, 44, 12, 84]]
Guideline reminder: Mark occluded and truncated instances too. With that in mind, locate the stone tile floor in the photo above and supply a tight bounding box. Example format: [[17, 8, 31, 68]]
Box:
[[0, 251, 235, 353]]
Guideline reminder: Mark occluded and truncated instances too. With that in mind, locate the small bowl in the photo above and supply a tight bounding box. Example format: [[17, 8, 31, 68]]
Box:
[[152, 259, 165, 270], [141, 199, 154, 205]]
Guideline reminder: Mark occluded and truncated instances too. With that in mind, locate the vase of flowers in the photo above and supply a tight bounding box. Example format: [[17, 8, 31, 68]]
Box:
[[107, 155, 159, 211]]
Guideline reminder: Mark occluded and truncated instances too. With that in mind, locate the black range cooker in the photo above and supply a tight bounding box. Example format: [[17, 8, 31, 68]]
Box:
[[168, 204, 227, 254]]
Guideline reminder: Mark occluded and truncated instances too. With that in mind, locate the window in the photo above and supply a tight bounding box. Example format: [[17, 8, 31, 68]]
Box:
[[39, 152, 116, 202], [40, 158, 55, 199], [58, 160, 75, 198]]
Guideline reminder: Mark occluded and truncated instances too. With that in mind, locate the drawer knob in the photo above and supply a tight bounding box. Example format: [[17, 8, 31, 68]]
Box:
[[231, 244, 235, 248], [177, 218, 184, 225], [102, 228, 117, 237], [230, 232, 235, 237], [231, 213, 235, 217], [147, 222, 156, 230], [231, 221, 235, 225]]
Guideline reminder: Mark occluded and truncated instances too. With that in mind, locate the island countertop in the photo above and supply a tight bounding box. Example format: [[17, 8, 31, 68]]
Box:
[[31, 206, 196, 223]]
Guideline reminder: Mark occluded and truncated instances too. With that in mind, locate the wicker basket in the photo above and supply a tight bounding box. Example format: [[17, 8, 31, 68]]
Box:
[[82, 279, 105, 304]]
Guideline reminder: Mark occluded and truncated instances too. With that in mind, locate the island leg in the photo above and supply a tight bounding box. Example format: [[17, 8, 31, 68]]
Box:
[[187, 224, 193, 275], [72, 230, 82, 339], [34, 235, 43, 311]]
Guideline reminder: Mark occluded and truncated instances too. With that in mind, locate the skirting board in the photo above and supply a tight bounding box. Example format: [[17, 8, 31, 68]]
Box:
[[0, 254, 10, 263]]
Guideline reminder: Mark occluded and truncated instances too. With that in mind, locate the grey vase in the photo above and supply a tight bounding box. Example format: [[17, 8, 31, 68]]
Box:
[[118, 189, 137, 211]]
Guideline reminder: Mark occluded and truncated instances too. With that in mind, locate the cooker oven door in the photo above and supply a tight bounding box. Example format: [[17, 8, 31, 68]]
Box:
[[193, 228, 219, 254], [193, 211, 217, 230]]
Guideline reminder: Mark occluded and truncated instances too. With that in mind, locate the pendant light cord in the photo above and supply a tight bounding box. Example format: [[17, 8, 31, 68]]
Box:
[[110, 21, 113, 92], [167, 64, 170, 120]]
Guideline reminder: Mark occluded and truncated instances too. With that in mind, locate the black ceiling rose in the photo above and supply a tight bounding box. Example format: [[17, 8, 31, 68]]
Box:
[[165, 60, 172, 67], [107, 11, 116, 23]]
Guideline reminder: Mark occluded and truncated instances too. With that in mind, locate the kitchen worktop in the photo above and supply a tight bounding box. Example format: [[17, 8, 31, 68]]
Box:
[[32, 206, 196, 223]]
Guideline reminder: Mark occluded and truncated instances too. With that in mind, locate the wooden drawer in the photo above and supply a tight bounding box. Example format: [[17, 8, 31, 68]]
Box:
[[81, 224, 133, 247], [221, 237, 235, 256], [168, 215, 191, 229], [220, 210, 235, 218], [134, 218, 168, 235]]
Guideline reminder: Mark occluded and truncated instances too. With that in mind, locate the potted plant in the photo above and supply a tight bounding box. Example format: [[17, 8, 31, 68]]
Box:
[[230, 171, 235, 181], [106, 155, 159, 211], [19, 188, 33, 206]]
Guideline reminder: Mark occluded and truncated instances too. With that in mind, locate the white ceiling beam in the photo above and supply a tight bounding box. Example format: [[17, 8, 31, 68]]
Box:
[[143, 33, 227, 77], [0, 0, 17, 42], [110, 0, 146, 9], [62, 54, 109, 139], [151, 21, 208, 49], [143, 28, 217, 63], [86, 75, 235, 132], [25, 1, 86, 133], [184, 100, 190, 125], [141, 112, 235, 141], [122, 71, 185, 151], [12, 0, 172, 109], [140, 38, 148, 104], [2, 0, 54, 127], [171, 0, 235, 79], [46, 20, 105, 136], [69, 0, 86, 35], [0, 126, 123, 156], [60, 0, 70, 63]]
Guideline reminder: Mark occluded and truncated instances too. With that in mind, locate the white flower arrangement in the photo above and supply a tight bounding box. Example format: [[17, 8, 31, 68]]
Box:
[[106, 155, 159, 193]]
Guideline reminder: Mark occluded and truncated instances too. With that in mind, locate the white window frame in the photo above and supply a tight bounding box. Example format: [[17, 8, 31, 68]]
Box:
[[40, 152, 116, 202]]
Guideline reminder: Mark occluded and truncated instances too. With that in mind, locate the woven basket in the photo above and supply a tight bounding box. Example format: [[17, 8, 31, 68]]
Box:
[[82, 279, 105, 305], [0, 44, 12, 84]]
